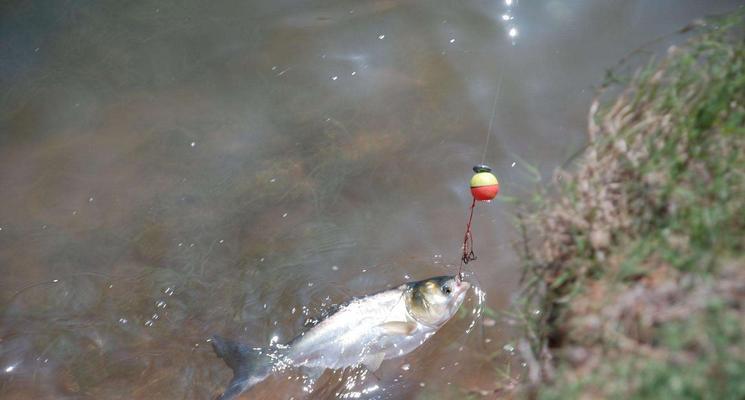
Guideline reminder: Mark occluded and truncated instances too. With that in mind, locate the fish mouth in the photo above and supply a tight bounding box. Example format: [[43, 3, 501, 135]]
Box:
[[454, 280, 470, 295]]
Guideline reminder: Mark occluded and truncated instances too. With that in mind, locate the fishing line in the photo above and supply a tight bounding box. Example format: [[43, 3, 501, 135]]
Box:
[[457, 60, 506, 282], [481, 65, 505, 165]]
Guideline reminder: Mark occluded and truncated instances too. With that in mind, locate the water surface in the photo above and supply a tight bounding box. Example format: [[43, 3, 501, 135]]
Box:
[[0, 0, 740, 398]]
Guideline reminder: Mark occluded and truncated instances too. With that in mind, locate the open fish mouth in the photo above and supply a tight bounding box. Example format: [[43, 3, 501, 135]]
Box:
[[454, 280, 471, 296]]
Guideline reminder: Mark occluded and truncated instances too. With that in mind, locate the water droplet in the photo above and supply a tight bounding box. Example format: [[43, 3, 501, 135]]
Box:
[[88, 197, 94, 202], [307, 282, 314, 287], [503, 343, 515, 353], [219, 239, 224, 244], [502, 14, 511, 21], [271, 66, 277, 70], [508, 27, 518, 38], [505, 0, 513, 5], [331, 265, 339, 271], [52, 279, 59, 283], [269, 178, 276, 183], [351, 71, 357, 76], [190, 141, 196, 147], [378, 34, 385, 40], [404, 274, 411, 279], [331, 75, 338, 81], [401, 364, 410, 371], [145, 320, 154, 327], [164, 287, 175, 296], [151, 313, 159, 320], [511, 161, 517, 167], [419, 382, 426, 387], [282, 213, 288, 218], [449, 38, 455, 43], [118, 318, 128, 324], [156, 300, 167, 309]]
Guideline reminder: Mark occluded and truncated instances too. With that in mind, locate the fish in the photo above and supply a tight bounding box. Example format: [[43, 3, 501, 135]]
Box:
[[211, 275, 471, 400]]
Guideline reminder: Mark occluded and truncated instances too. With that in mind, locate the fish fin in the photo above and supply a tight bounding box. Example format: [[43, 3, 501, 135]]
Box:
[[211, 335, 274, 400], [303, 366, 325, 382], [379, 321, 417, 336], [361, 352, 386, 372]]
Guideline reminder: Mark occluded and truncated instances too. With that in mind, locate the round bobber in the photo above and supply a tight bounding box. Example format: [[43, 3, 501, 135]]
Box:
[[470, 164, 499, 201]]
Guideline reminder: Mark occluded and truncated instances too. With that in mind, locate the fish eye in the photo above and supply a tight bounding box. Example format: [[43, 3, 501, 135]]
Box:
[[442, 285, 452, 294]]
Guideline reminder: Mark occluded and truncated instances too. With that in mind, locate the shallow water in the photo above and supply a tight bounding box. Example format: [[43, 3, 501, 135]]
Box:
[[0, 1, 740, 399]]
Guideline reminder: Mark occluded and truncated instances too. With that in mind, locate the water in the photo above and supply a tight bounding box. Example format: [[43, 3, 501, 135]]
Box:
[[0, 1, 740, 398]]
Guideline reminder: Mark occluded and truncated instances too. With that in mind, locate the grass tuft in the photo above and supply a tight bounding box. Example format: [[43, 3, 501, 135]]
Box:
[[514, 12, 745, 399]]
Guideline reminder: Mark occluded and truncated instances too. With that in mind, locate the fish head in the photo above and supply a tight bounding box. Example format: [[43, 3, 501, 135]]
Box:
[[406, 275, 470, 327]]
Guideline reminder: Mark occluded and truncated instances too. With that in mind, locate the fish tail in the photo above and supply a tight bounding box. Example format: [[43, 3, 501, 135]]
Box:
[[211, 335, 274, 400]]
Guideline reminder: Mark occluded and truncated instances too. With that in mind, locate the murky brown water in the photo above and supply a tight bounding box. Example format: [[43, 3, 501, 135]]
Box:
[[1, 1, 741, 399]]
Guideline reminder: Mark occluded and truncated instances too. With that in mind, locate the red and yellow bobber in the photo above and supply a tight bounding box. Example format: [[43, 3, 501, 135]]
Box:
[[470, 164, 500, 201]]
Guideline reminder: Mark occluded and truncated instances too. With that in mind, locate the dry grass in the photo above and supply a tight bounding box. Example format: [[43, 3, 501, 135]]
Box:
[[514, 12, 745, 399]]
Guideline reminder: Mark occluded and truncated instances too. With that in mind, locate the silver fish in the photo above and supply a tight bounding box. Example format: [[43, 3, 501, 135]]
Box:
[[211, 275, 471, 399]]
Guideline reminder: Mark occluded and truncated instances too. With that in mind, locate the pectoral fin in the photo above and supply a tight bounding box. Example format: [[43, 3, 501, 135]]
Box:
[[303, 366, 324, 382], [379, 321, 417, 336], [361, 352, 385, 372]]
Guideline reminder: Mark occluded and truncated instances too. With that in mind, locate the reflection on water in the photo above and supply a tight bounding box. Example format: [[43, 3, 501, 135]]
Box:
[[0, 0, 740, 398]]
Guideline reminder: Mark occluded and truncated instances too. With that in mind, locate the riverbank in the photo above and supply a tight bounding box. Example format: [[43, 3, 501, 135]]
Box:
[[515, 12, 744, 399]]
